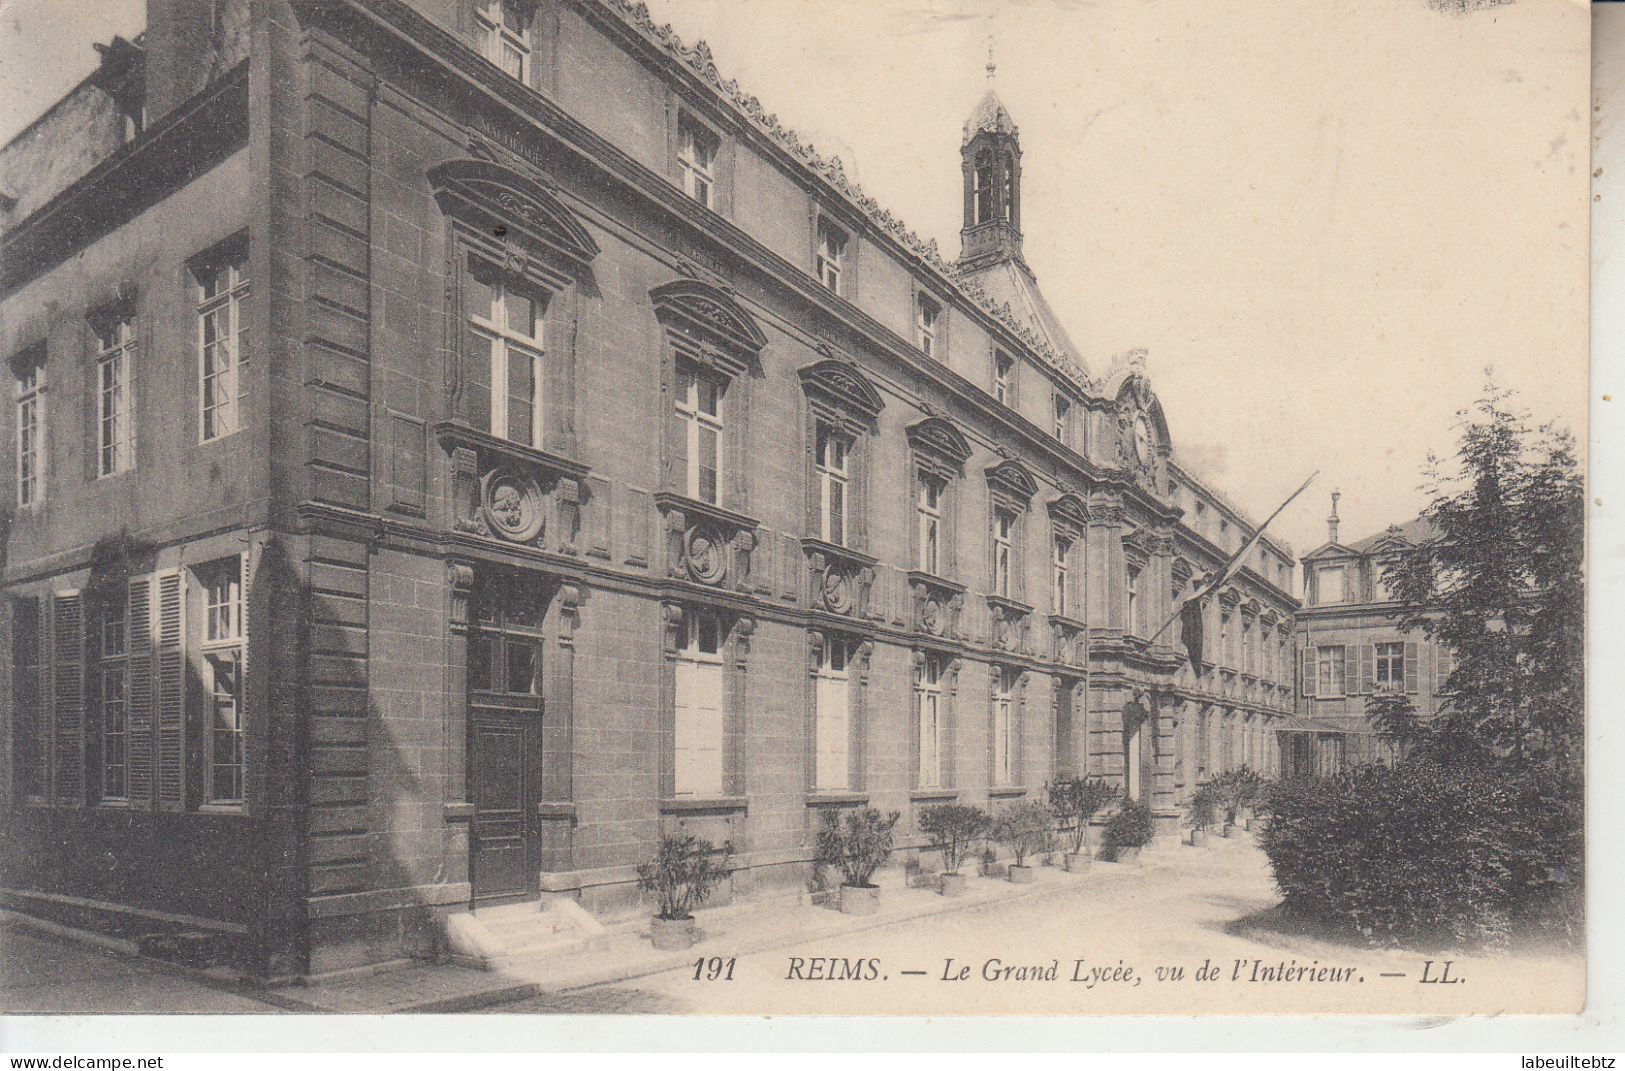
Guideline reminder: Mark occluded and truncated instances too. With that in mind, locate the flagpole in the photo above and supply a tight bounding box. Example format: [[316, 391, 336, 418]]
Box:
[[1144, 471, 1318, 646]]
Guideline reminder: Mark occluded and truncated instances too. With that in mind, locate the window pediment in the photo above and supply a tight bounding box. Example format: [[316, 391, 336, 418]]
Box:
[[905, 416, 971, 475], [651, 279, 767, 367], [1047, 492, 1088, 536], [429, 157, 600, 268], [798, 357, 883, 425]]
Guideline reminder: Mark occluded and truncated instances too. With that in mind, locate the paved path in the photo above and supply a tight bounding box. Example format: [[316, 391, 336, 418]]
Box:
[[489, 837, 1584, 1016], [0, 925, 290, 1015]]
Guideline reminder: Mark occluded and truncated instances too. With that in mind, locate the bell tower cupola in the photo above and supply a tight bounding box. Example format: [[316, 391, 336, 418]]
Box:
[[959, 48, 1024, 272]]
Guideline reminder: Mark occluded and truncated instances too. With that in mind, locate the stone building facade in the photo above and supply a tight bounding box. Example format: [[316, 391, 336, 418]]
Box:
[[1290, 495, 1454, 772], [1, 0, 1297, 977]]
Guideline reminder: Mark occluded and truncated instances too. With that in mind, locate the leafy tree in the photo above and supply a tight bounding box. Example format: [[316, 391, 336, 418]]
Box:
[[918, 803, 990, 875], [1045, 776, 1118, 854], [1385, 377, 1583, 770], [1365, 690, 1425, 761]]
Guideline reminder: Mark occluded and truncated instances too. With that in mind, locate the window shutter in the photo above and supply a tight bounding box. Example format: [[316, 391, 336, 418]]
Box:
[[155, 570, 186, 810], [11, 598, 44, 799], [126, 577, 155, 809], [1360, 644, 1375, 695], [1301, 646, 1315, 697], [1341, 646, 1356, 698], [815, 674, 850, 792], [1404, 641, 1419, 693], [51, 592, 85, 806]]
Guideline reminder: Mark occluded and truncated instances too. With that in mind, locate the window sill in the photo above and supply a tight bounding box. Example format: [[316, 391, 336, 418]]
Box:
[[434, 420, 590, 481], [536, 800, 577, 819], [906, 570, 966, 594], [805, 792, 869, 807], [800, 537, 877, 568], [987, 786, 1028, 799], [910, 788, 958, 803], [651, 491, 759, 534], [197, 803, 248, 816], [986, 594, 1034, 616], [659, 795, 748, 815], [443, 801, 476, 822]]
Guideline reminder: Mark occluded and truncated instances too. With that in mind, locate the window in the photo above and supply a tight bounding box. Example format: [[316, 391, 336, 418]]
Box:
[[96, 597, 129, 801], [676, 363, 724, 504], [992, 666, 1018, 786], [915, 654, 944, 788], [815, 424, 849, 546], [973, 149, 994, 225], [1316, 564, 1348, 606], [120, 101, 146, 144], [14, 351, 44, 506], [916, 293, 941, 358], [1052, 536, 1072, 617], [992, 509, 1015, 597], [10, 597, 43, 800], [816, 219, 846, 295], [814, 634, 851, 791], [673, 609, 725, 797], [476, 0, 530, 81], [1053, 394, 1070, 441], [993, 350, 1013, 405], [469, 575, 542, 698], [1372, 559, 1396, 602], [197, 557, 245, 805], [1438, 645, 1459, 693], [1220, 609, 1234, 667], [467, 269, 544, 446], [678, 117, 718, 209], [95, 315, 136, 476], [1126, 565, 1142, 637], [195, 249, 247, 442], [1242, 616, 1255, 674], [916, 474, 944, 574], [1316, 645, 1346, 698], [1375, 642, 1404, 692]]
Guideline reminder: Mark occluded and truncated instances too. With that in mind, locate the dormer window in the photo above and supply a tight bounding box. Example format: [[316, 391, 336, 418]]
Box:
[[678, 117, 718, 208], [121, 102, 147, 144], [993, 350, 1013, 405], [1053, 394, 1070, 441], [477, 0, 531, 81], [1316, 563, 1348, 606], [916, 293, 941, 358], [816, 218, 846, 295]]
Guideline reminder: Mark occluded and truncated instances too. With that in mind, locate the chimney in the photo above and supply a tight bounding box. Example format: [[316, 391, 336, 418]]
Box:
[[144, 0, 217, 124], [1327, 490, 1341, 544]]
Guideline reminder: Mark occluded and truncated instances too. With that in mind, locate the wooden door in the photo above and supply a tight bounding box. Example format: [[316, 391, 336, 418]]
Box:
[[469, 707, 538, 905]]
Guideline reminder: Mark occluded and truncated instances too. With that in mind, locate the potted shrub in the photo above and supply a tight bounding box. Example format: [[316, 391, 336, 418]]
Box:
[[1047, 776, 1117, 871], [1103, 798, 1156, 863], [1185, 780, 1221, 847], [992, 800, 1052, 884], [918, 803, 990, 897], [1210, 770, 1242, 836], [816, 807, 900, 915], [635, 832, 733, 951], [1235, 767, 1270, 830]]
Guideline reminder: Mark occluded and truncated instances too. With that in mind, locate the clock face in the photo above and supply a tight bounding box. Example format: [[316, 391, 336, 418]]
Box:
[[1133, 414, 1153, 464]]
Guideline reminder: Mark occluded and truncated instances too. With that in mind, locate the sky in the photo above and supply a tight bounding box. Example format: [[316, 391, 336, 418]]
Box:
[[0, 0, 1591, 572]]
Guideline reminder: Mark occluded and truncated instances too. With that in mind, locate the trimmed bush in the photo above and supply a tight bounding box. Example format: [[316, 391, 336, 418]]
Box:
[[1047, 776, 1118, 854], [992, 800, 1053, 867], [1104, 798, 1155, 850], [1260, 759, 1583, 946], [636, 833, 733, 921], [817, 807, 900, 889], [918, 803, 990, 875]]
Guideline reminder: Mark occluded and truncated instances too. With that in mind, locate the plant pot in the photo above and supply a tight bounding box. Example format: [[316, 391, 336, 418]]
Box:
[[649, 915, 697, 951], [1112, 845, 1143, 864], [1007, 864, 1036, 884], [939, 872, 969, 897], [1188, 829, 1208, 848], [1063, 851, 1090, 872], [839, 883, 880, 916]]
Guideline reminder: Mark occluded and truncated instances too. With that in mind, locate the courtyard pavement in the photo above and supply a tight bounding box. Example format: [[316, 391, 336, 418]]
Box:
[[0, 832, 1584, 1016]]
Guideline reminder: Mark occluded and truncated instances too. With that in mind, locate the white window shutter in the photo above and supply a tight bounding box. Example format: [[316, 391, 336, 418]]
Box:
[[51, 592, 85, 805], [126, 577, 154, 808], [155, 570, 186, 810], [815, 674, 850, 791]]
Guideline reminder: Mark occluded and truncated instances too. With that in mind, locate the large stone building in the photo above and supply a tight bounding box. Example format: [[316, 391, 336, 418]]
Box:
[[1290, 494, 1453, 771], [1, 0, 1298, 977]]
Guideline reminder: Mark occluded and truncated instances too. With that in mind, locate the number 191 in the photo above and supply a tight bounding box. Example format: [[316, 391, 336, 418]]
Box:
[[693, 956, 736, 981]]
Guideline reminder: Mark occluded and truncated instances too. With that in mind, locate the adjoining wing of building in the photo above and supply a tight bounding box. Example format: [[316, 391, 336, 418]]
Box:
[[1291, 495, 1453, 771], [0, 0, 1303, 977]]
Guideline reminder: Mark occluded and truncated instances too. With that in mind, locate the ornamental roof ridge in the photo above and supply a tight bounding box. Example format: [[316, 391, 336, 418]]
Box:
[[596, 0, 1096, 397]]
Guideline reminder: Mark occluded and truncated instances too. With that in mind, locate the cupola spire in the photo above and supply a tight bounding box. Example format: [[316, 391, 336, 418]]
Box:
[[959, 51, 1023, 271]]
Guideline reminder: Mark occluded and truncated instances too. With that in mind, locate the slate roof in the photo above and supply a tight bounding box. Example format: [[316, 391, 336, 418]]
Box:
[[1347, 516, 1440, 554], [955, 258, 1092, 380]]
